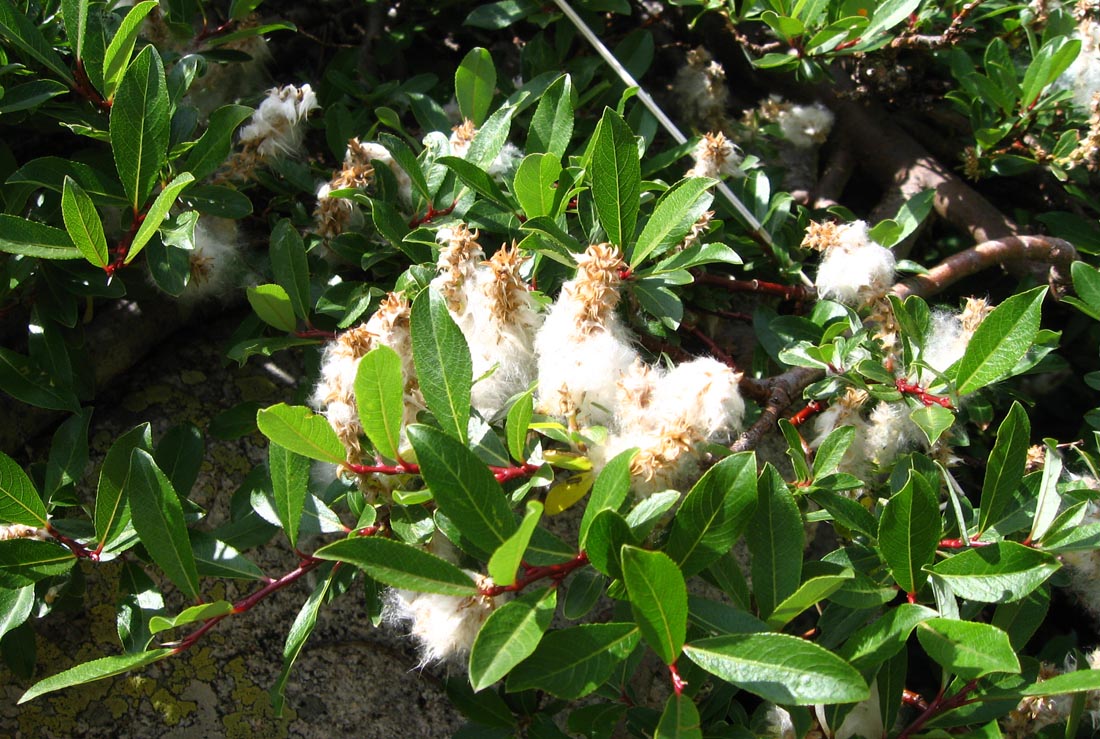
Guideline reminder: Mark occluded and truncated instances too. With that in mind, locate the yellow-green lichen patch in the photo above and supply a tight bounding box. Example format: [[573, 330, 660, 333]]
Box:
[[181, 370, 208, 385], [151, 686, 197, 725]]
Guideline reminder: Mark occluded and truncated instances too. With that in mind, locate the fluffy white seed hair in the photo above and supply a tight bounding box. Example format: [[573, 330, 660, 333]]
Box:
[[345, 139, 413, 207], [238, 83, 318, 159], [178, 216, 241, 303], [777, 102, 835, 148], [863, 401, 920, 469], [686, 131, 743, 179], [814, 220, 896, 306]]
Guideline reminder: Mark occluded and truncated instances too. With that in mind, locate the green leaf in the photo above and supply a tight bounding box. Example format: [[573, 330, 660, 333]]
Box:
[[271, 566, 334, 716], [0, 539, 74, 587], [154, 423, 203, 498], [0, 0, 75, 84], [505, 390, 533, 463], [126, 172, 196, 264], [0, 215, 80, 259], [655, 693, 702, 739], [506, 623, 640, 699], [767, 569, 854, 630], [1029, 440, 1063, 544], [579, 448, 636, 549], [354, 346, 405, 461], [94, 423, 152, 551], [630, 177, 714, 267], [269, 443, 310, 549], [148, 601, 233, 634], [812, 426, 856, 478], [102, 1, 157, 99], [246, 284, 298, 333], [19, 649, 172, 703], [1022, 669, 1100, 696], [513, 153, 562, 220], [0, 347, 79, 412], [0, 585, 34, 640], [878, 471, 940, 595], [44, 408, 92, 497], [953, 286, 1047, 395], [411, 289, 472, 443], [378, 133, 431, 205], [408, 425, 516, 558], [978, 402, 1029, 535], [665, 452, 757, 577], [909, 404, 955, 446], [61, 0, 89, 61], [527, 74, 574, 160], [469, 587, 556, 691], [257, 404, 347, 464], [455, 47, 496, 126], [0, 452, 48, 527], [622, 546, 687, 666], [0, 79, 68, 114], [190, 532, 265, 580], [1021, 36, 1081, 108], [270, 220, 311, 321], [111, 45, 170, 210], [313, 536, 478, 596], [684, 633, 869, 705], [916, 618, 1019, 679], [60, 175, 108, 269], [838, 603, 937, 670], [591, 107, 641, 249], [745, 465, 803, 619], [438, 156, 514, 210], [185, 104, 253, 180], [928, 541, 1060, 603], [128, 449, 200, 599], [488, 501, 543, 586]]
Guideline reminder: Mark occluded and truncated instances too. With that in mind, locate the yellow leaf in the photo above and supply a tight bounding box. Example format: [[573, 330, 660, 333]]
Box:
[[545, 472, 595, 515]]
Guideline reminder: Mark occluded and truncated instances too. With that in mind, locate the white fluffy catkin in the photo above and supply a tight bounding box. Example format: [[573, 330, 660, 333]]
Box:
[[686, 131, 743, 179], [238, 83, 318, 160], [810, 220, 896, 306]]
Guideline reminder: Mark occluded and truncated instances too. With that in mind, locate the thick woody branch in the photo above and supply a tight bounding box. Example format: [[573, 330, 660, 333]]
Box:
[[890, 0, 983, 49], [733, 367, 822, 453], [891, 235, 1078, 300]]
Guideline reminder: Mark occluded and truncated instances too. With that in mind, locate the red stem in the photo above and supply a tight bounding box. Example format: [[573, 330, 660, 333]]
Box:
[[789, 400, 824, 427], [293, 328, 338, 340], [47, 524, 99, 562], [895, 378, 954, 409], [344, 460, 539, 483], [693, 273, 812, 301], [902, 688, 929, 710], [897, 680, 980, 739], [104, 210, 146, 277], [938, 537, 992, 549], [72, 59, 111, 112], [480, 552, 589, 597], [681, 322, 738, 370], [668, 662, 687, 697], [408, 199, 458, 228]]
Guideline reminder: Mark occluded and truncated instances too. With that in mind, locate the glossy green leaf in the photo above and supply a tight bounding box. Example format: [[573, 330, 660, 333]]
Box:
[[0, 452, 48, 527], [0, 348, 79, 412], [909, 404, 955, 446], [270, 219, 311, 321], [527, 74, 574, 160], [19, 649, 172, 703], [45, 407, 92, 497], [61, 176, 109, 268], [488, 501, 543, 586], [128, 449, 199, 599], [513, 153, 562, 220], [630, 178, 714, 267], [438, 155, 514, 210], [60, 0, 89, 60], [153, 423, 204, 499], [767, 570, 854, 630], [408, 425, 516, 558], [469, 587, 556, 691], [916, 618, 1019, 678], [0, 79, 68, 114], [190, 532, 265, 580], [655, 693, 702, 739], [665, 452, 757, 577], [879, 471, 940, 595], [928, 541, 1060, 603], [0, 215, 79, 259], [506, 623, 640, 699], [953, 286, 1046, 395], [1029, 440, 1063, 544], [978, 402, 1029, 534], [378, 133, 431, 204], [0, 585, 33, 640], [110, 45, 170, 210], [455, 47, 496, 126], [584, 509, 637, 580], [102, 1, 157, 99], [313, 536, 477, 596], [246, 284, 298, 333], [269, 443, 310, 548], [271, 565, 334, 716], [1022, 668, 1100, 696], [411, 288, 472, 442], [0, 0, 74, 84], [185, 104, 253, 180], [505, 389, 533, 463], [0, 539, 74, 587], [579, 448, 636, 549], [591, 107, 641, 249], [745, 465, 803, 619], [94, 423, 152, 551], [622, 546, 687, 665], [148, 601, 233, 634], [354, 345, 404, 461], [685, 633, 869, 705], [127, 172, 196, 264], [256, 404, 346, 465], [838, 603, 937, 670]]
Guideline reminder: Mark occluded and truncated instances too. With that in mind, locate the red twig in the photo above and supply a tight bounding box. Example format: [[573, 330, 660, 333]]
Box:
[[897, 680, 980, 739], [480, 552, 589, 597], [789, 400, 825, 427], [902, 688, 929, 711], [104, 210, 146, 277], [344, 460, 540, 483], [293, 328, 337, 340], [46, 524, 99, 562], [668, 662, 687, 697], [681, 322, 738, 370], [72, 59, 111, 112], [193, 18, 236, 44], [693, 273, 812, 301], [408, 199, 458, 228], [895, 378, 954, 409], [938, 537, 992, 549]]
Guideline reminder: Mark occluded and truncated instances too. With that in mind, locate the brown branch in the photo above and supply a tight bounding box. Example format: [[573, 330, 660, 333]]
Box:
[[890, 235, 1078, 300], [732, 367, 823, 453], [891, 0, 983, 49], [693, 273, 813, 301]]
